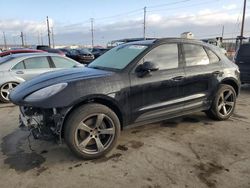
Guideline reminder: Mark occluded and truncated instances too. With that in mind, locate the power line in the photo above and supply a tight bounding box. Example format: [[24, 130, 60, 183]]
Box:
[[149, 9, 241, 23], [147, 0, 219, 12], [94, 8, 143, 21], [147, 0, 191, 9], [94, 1, 193, 23]]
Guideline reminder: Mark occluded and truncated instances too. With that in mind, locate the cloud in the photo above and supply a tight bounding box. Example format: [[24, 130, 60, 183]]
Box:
[[0, 19, 51, 35], [223, 4, 237, 10], [0, 8, 249, 45]]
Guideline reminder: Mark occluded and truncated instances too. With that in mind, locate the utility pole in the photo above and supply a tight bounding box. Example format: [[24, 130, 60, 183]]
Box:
[[91, 18, 94, 47], [51, 27, 55, 48], [3, 32, 7, 50], [240, 0, 247, 45], [46, 16, 51, 47], [143, 6, 147, 40], [221, 25, 224, 39], [20, 31, 24, 47]]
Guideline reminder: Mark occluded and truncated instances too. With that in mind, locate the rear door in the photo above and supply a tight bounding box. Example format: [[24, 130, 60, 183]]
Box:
[[181, 43, 222, 112], [10, 56, 52, 81], [129, 43, 186, 123]]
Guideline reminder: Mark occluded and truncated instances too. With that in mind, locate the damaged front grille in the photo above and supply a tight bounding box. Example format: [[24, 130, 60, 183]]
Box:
[[19, 106, 60, 141]]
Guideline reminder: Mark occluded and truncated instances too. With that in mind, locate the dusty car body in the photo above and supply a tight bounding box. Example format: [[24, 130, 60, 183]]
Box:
[[10, 38, 240, 159]]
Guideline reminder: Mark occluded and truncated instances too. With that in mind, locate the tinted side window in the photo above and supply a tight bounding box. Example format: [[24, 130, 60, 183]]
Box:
[[206, 48, 220, 64], [12, 61, 25, 70], [24, 57, 50, 69], [183, 44, 209, 66], [143, 44, 179, 70], [51, 56, 76, 68]]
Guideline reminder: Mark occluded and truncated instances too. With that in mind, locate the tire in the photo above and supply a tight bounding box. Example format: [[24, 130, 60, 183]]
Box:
[[205, 84, 236, 120], [64, 103, 121, 159], [0, 82, 19, 103]]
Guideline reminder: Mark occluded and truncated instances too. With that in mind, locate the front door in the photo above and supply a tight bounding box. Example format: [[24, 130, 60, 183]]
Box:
[[129, 43, 185, 124]]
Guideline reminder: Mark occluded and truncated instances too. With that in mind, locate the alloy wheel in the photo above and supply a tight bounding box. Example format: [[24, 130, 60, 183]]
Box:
[[0, 82, 18, 101], [217, 89, 235, 116], [74, 113, 115, 154]]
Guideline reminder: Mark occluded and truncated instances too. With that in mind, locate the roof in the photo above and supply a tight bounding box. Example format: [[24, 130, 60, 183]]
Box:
[[1, 52, 61, 59], [110, 37, 157, 43], [117, 37, 205, 46], [0, 49, 45, 57]]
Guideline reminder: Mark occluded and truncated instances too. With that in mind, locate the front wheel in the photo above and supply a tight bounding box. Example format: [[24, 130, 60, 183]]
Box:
[[205, 84, 236, 120], [64, 103, 121, 159]]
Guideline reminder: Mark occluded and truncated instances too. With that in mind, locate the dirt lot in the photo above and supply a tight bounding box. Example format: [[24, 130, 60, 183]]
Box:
[[0, 85, 250, 188]]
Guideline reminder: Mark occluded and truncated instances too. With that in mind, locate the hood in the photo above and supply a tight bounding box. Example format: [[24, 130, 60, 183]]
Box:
[[9, 67, 113, 103]]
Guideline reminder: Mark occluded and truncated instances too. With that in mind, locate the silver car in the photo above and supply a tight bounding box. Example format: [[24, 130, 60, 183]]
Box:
[[0, 53, 82, 103]]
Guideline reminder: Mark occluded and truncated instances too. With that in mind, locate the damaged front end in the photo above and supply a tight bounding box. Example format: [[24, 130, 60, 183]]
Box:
[[19, 106, 67, 142]]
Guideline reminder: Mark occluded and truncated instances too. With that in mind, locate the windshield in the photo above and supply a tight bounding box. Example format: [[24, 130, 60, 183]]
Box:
[[88, 44, 148, 70]]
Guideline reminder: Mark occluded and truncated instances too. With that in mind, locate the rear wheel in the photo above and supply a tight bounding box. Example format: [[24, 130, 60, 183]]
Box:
[[206, 84, 236, 120], [0, 82, 18, 103], [64, 103, 121, 159]]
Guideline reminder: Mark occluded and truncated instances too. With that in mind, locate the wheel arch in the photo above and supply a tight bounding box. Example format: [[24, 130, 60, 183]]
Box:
[[220, 78, 240, 96], [60, 95, 125, 138]]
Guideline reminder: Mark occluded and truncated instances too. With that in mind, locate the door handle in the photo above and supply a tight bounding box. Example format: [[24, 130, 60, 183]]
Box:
[[171, 76, 184, 81], [16, 71, 24, 74]]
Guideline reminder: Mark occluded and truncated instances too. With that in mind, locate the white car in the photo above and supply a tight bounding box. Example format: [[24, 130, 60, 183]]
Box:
[[0, 53, 83, 103]]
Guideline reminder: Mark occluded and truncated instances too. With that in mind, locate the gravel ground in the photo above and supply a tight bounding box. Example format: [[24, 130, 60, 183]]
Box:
[[0, 85, 250, 188]]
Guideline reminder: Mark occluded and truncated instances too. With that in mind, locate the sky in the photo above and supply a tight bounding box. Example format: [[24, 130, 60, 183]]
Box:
[[0, 0, 249, 46]]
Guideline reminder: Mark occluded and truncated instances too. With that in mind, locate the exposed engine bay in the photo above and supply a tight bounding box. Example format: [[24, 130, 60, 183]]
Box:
[[19, 106, 66, 142]]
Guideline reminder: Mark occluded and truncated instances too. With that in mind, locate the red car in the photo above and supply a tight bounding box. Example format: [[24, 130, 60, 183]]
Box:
[[0, 49, 46, 57]]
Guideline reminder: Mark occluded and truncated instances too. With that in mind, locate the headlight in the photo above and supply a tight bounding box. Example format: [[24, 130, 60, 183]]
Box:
[[24, 83, 68, 102]]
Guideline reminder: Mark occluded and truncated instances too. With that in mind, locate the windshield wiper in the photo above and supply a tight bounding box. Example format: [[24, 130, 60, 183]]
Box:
[[89, 66, 103, 70]]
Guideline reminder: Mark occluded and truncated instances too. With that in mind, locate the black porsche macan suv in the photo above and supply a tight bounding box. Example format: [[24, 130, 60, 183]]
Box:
[[10, 38, 240, 159]]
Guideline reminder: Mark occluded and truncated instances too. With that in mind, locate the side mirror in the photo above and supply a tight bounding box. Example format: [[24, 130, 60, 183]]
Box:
[[136, 61, 159, 77]]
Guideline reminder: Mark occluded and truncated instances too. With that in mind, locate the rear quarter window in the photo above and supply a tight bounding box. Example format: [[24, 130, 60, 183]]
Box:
[[205, 48, 220, 64], [183, 44, 209, 66]]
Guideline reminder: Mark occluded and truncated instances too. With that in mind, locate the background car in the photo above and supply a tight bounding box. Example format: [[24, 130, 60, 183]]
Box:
[[40, 48, 65, 56], [235, 43, 250, 83], [32, 45, 65, 56], [91, 47, 109, 58], [0, 49, 46, 57], [60, 48, 94, 64], [0, 53, 82, 103]]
